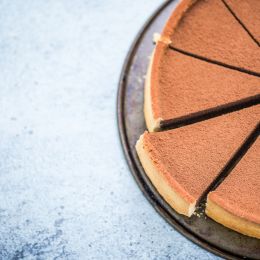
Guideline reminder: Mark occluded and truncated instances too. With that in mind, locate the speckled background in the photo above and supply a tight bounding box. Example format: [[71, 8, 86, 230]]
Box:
[[0, 1, 220, 259]]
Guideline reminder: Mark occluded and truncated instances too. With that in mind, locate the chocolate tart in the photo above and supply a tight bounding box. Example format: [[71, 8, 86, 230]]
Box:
[[118, 0, 260, 256], [136, 0, 260, 239]]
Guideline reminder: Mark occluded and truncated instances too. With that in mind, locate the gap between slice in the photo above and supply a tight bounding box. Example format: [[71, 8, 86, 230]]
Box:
[[162, 0, 260, 74], [223, 0, 260, 46], [206, 128, 260, 239], [145, 41, 260, 132]]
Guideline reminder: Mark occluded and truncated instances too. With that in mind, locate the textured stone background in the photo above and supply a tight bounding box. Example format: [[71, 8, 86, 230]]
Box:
[[0, 0, 220, 259]]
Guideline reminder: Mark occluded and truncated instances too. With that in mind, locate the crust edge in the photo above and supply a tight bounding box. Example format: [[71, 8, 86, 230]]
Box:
[[144, 49, 162, 132], [136, 134, 196, 217], [206, 196, 260, 239]]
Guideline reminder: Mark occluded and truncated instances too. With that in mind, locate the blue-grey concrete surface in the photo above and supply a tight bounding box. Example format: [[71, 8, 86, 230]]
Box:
[[0, 1, 220, 259]]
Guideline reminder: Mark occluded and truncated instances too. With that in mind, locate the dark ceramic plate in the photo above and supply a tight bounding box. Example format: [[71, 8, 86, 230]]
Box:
[[117, 0, 260, 259]]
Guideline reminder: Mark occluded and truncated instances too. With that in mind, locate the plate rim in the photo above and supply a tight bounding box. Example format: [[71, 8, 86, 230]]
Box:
[[116, 1, 249, 259]]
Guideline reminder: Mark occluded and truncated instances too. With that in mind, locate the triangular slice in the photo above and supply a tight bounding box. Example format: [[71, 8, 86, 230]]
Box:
[[206, 136, 260, 238], [225, 0, 260, 44], [145, 41, 260, 132], [136, 105, 259, 217], [161, 0, 260, 73]]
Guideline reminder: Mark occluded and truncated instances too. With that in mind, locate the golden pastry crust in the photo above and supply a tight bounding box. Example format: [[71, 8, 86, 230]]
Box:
[[144, 48, 162, 132], [206, 197, 260, 239]]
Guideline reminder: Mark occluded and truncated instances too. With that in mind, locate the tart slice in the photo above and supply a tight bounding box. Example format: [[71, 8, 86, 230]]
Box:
[[145, 41, 260, 132], [136, 105, 259, 217], [162, 0, 260, 73], [224, 0, 260, 44], [206, 136, 260, 239]]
